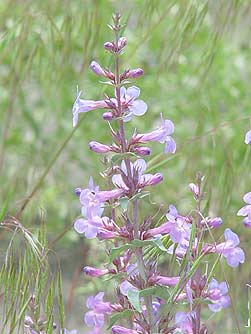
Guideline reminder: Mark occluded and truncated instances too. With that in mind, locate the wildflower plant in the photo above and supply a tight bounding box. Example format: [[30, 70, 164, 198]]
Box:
[[72, 13, 245, 334]]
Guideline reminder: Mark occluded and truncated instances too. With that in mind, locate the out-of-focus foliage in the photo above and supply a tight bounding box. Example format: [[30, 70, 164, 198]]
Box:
[[0, 0, 251, 331]]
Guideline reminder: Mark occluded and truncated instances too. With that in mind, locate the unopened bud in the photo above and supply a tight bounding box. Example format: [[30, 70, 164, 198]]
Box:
[[83, 266, 110, 277], [188, 183, 199, 197], [118, 37, 127, 50], [90, 61, 106, 77], [74, 187, 82, 197], [89, 141, 111, 153], [127, 68, 144, 78], [134, 146, 151, 156], [103, 111, 114, 121], [104, 41, 114, 51]]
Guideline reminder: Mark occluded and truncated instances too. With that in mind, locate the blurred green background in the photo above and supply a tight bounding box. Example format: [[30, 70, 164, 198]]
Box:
[[0, 0, 251, 332]]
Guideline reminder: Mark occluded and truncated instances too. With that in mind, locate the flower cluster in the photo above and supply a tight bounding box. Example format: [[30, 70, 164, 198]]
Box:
[[71, 13, 245, 334]]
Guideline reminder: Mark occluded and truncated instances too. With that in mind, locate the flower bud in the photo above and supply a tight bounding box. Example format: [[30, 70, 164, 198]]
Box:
[[98, 230, 116, 239], [89, 141, 111, 153], [118, 37, 127, 50], [103, 111, 114, 121], [188, 183, 199, 197], [90, 61, 106, 77], [140, 173, 163, 187], [104, 41, 114, 51], [83, 266, 109, 277], [134, 146, 151, 156], [127, 68, 144, 78], [74, 187, 82, 197]]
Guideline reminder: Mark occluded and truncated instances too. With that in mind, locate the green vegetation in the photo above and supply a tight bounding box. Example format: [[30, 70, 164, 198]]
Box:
[[0, 0, 251, 332]]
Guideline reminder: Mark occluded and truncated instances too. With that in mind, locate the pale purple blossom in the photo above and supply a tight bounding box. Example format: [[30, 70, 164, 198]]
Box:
[[112, 159, 163, 191], [133, 114, 176, 153], [149, 275, 180, 286], [90, 61, 106, 77], [174, 311, 194, 334], [72, 90, 107, 127], [84, 292, 112, 329], [245, 129, 251, 144], [83, 266, 110, 277], [215, 228, 245, 267], [158, 205, 191, 244], [237, 192, 251, 227], [201, 216, 222, 229], [89, 141, 112, 153], [74, 216, 103, 239], [206, 279, 230, 312], [114, 86, 147, 122]]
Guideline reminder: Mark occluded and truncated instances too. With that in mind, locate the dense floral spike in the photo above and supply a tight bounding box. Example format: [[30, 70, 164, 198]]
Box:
[[72, 13, 245, 334]]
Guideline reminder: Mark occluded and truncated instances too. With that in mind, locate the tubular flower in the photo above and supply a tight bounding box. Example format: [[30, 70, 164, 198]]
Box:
[[84, 292, 112, 330], [113, 86, 147, 121], [112, 159, 163, 192], [237, 192, 251, 227], [72, 90, 107, 127], [206, 279, 230, 312], [133, 114, 176, 153], [215, 228, 245, 267]]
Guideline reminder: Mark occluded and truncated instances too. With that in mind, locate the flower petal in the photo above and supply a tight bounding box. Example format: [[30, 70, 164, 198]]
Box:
[[129, 100, 147, 116], [245, 129, 251, 144], [164, 136, 176, 154], [243, 192, 251, 204], [126, 86, 140, 98], [74, 218, 87, 234]]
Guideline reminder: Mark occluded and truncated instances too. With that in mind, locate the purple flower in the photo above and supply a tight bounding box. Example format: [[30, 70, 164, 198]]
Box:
[[201, 216, 222, 229], [112, 159, 163, 191], [111, 326, 137, 334], [72, 90, 107, 127], [245, 129, 251, 144], [90, 61, 106, 77], [74, 216, 102, 239], [149, 275, 180, 286], [83, 266, 110, 277], [127, 68, 144, 79], [237, 192, 251, 227], [114, 86, 147, 122], [215, 228, 245, 267], [84, 292, 112, 329], [164, 205, 191, 244], [89, 141, 112, 153], [133, 114, 176, 154], [174, 311, 194, 334], [206, 279, 230, 312]]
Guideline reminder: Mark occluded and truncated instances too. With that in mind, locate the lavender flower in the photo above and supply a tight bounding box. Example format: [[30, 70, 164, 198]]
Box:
[[237, 192, 251, 227], [151, 205, 191, 244], [83, 266, 110, 277], [215, 228, 245, 267], [245, 129, 251, 144], [133, 114, 176, 153], [72, 90, 107, 127], [113, 86, 147, 122], [74, 216, 103, 239], [112, 159, 163, 192], [206, 279, 230, 312], [84, 292, 112, 329], [174, 311, 193, 334], [90, 61, 106, 77]]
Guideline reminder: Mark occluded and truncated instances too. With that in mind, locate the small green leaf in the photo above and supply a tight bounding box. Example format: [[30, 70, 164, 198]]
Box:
[[127, 289, 141, 313], [109, 244, 131, 262], [107, 309, 134, 329]]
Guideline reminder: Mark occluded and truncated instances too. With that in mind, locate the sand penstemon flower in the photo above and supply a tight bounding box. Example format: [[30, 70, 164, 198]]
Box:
[[71, 13, 244, 334]]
